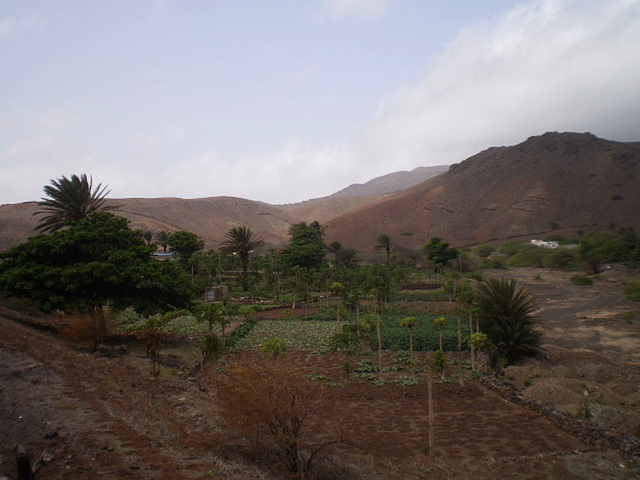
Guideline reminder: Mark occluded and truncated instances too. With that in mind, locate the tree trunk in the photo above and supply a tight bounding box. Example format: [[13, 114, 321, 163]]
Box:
[[376, 313, 383, 380], [458, 316, 463, 386], [469, 310, 475, 371], [427, 366, 434, 456]]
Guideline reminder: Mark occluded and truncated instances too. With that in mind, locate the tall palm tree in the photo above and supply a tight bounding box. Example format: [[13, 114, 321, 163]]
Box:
[[326, 240, 343, 267], [34, 174, 117, 233], [476, 278, 543, 367], [375, 233, 393, 264], [220, 226, 264, 290], [155, 230, 170, 253]]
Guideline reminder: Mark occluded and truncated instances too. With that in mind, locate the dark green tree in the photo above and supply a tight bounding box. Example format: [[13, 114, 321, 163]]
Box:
[[168, 230, 205, 265], [425, 237, 459, 269], [475, 278, 543, 367], [220, 226, 264, 291], [0, 212, 192, 350], [34, 173, 118, 233], [281, 221, 326, 270]]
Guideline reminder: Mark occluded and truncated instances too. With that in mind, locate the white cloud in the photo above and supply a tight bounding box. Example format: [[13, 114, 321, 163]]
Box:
[[322, 0, 389, 19], [355, 0, 640, 169]]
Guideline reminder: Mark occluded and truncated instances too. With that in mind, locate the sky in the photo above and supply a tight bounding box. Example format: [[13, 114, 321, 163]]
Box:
[[1, 0, 639, 205]]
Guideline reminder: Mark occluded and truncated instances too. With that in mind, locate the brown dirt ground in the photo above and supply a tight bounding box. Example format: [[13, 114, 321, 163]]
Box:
[[1, 266, 639, 479]]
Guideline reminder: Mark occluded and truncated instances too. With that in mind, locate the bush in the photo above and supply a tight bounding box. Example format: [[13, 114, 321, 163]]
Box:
[[217, 360, 348, 478], [624, 280, 640, 301], [570, 274, 594, 286]]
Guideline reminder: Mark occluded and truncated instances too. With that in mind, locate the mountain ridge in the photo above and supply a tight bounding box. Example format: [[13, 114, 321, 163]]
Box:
[[1, 132, 638, 253]]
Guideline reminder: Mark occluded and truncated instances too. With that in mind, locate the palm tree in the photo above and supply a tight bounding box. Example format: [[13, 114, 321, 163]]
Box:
[[400, 316, 418, 377], [155, 230, 170, 253], [220, 226, 264, 290], [476, 278, 543, 368], [375, 233, 393, 264], [34, 174, 118, 233], [326, 240, 343, 267]]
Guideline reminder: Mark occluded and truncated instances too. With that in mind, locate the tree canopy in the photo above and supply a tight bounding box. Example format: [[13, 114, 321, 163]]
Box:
[[0, 212, 192, 345], [424, 237, 458, 268], [220, 226, 264, 290], [34, 173, 118, 233], [281, 221, 326, 270], [167, 230, 205, 264]]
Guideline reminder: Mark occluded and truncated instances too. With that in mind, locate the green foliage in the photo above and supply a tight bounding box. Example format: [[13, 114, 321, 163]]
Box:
[[424, 237, 459, 267], [624, 280, 640, 301], [570, 274, 594, 286], [34, 173, 118, 233], [499, 241, 528, 256], [377, 313, 462, 351], [167, 231, 205, 264], [375, 233, 393, 264], [579, 231, 636, 273], [262, 337, 288, 359], [429, 349, 447, 374], [224, 317, 258, 348], [0, 212, 193, 317], [507, 247, 545, 267], [329, 323, 365, 356], [201, 334, 223, 362], [476, 278, 543, 367], [220, 226, 264, 290], [235, 319, 340, 351], [281, 221, 327, 270], [336, 247, 359, 268], [469, 332, 488, 350], [474, 244, 496, 260]]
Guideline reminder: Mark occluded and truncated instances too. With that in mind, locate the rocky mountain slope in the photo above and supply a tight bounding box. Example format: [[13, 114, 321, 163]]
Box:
[[325, 132, 640, 251], [1, 132, 637, 253]]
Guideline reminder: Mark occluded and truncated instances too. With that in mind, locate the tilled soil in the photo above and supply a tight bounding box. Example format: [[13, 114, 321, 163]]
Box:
[[1, 266, 640, 479]]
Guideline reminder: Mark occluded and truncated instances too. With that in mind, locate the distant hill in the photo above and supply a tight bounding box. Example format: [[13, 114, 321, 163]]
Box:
[[1, 132, 638, 254], [325, 132, 640, 251], [330, 165, 449, 197]]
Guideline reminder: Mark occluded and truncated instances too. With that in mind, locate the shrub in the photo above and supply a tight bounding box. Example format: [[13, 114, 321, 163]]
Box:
[[570, 274, 593, 286], [507, 247, 545, 267], [624, 281, 640, 302], [217, 360, 348, 478]]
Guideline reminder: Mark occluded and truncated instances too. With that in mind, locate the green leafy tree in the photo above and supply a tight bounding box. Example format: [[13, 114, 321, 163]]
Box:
[[0, 212, 192, 350], [475, 278, 543, 367], [34, 173, 118, 233], [425, 237, 459, 269], [281, 221, 326, 270], [168, 230, 205, 265], [220, 226, 264, 291], [375, 233, 393, 264]]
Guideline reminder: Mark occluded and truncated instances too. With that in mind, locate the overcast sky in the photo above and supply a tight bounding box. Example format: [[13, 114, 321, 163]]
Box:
[[2, 0, 639, 205]]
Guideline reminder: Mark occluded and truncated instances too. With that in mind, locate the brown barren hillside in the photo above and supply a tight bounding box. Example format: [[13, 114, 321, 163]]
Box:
[[1, 132, 638, 253], [325, 132, 640, 251]]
